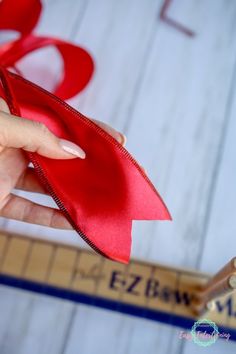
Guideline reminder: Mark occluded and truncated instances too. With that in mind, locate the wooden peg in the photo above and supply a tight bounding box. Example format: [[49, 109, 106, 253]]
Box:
[[192, 259, 236, 316]]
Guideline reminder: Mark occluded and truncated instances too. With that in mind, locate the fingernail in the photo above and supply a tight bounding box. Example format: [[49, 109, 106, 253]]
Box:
[[59, 139, 86, 159], [119, 133, 127, 146]]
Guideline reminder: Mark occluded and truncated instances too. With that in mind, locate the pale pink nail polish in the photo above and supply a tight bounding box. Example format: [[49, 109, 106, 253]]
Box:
[[119, 133, 127, 146], [59, 139, 86, 159]]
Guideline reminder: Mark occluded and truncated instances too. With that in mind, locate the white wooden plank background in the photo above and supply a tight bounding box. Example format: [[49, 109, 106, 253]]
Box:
[[0, 0, 236, 353]]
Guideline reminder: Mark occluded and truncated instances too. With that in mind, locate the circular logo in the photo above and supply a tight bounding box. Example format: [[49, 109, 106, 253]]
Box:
[[191, 319, 219, 347]]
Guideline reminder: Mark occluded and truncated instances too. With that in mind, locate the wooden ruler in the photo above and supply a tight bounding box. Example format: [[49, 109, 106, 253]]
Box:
[[0, 231, 235, 341]]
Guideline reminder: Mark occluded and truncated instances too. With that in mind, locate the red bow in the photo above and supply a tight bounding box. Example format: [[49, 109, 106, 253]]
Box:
[[0, 0, 171, 263], [0, 0, 94, 99]]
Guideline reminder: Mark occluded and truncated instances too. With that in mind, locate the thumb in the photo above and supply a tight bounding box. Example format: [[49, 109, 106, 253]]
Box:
[[0, 98, 86, 159]]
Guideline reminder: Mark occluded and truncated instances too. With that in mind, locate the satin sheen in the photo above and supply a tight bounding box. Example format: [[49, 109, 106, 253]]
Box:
[[0, 0, 171, 263]]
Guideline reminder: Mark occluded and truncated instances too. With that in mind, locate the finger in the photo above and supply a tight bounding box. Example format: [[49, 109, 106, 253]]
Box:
[[0, 98, 86, 159], [15, 167, 49, 194], [91, 119, 127, 146], [0, 97, 10, 113], [0, 193, 73, 229], [0, 98, 10, 154]]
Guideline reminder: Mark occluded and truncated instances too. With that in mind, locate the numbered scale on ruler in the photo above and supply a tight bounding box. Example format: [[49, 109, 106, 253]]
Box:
[[0, 231, 236, 341]]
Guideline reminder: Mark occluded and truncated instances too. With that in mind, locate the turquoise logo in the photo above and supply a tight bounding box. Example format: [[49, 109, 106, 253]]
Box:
[[191, 319, 219, 347]]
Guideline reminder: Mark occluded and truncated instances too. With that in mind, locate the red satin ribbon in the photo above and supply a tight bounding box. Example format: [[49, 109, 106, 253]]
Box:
[[0, 0, 94, 99], [0, 0, 171, 263], [0, 0, 42, 35]]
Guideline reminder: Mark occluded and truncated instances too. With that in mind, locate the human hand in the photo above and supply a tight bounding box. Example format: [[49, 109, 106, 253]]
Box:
[[0, 98, 126, 229]]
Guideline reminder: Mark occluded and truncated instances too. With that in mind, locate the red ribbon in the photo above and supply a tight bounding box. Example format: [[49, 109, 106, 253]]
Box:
[[0, 0, 171, 263], [0, 0, 94, 99]]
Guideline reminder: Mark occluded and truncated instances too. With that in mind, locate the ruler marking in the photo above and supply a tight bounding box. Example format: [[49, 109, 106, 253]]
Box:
[[97, 257, 128, 303], [1, 237, 31, 276], [0, 232, 11, 272], [47, 246, 78, 288], [24, 240, 54, 282], [20, 238, 35, 278], [71, 251, 104, 295], [93, 257, 105, 296], [120, 260, 152, 308], [172, 270, 190, 318], [68, 250, 81, 288], [44, 243, 57, 283], [0, 231, 235, 340], [145, 265, 157, 309]]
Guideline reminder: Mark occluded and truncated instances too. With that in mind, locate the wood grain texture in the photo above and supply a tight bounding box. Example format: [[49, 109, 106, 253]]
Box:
[[0, 0, 236, 353], [0, 1, 89, 354], [182, 15, 236, 353]]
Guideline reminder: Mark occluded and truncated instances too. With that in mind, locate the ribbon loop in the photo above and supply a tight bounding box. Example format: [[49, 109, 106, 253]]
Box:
[[0, 0, 94, 99]]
